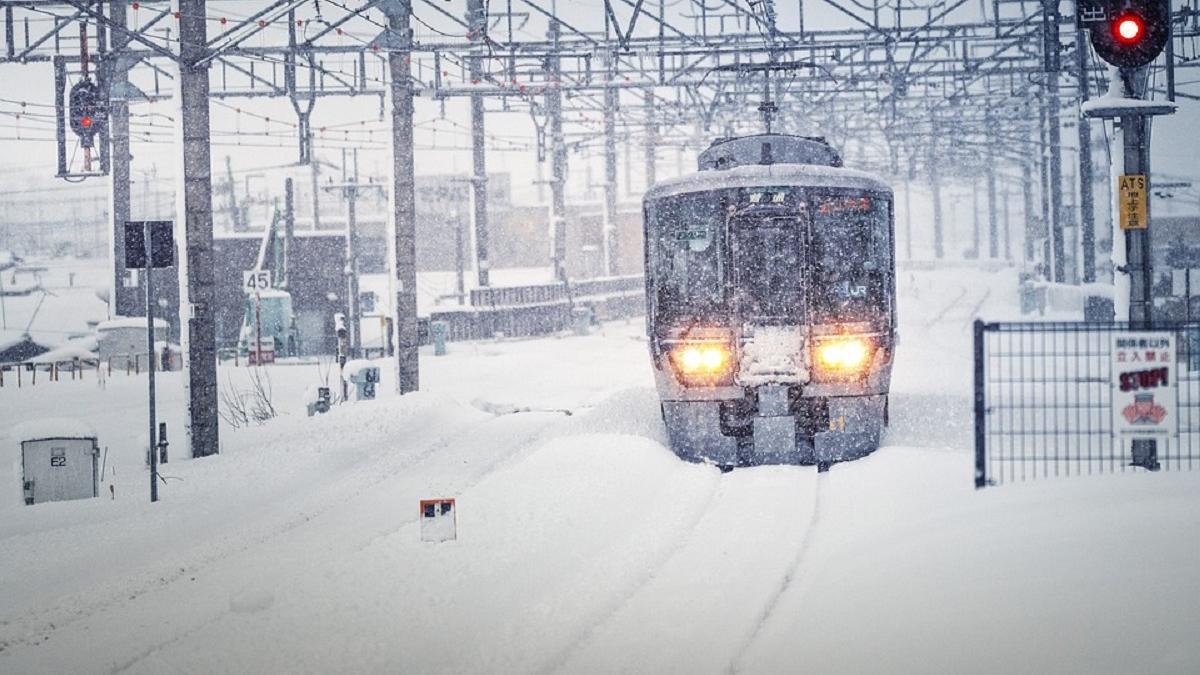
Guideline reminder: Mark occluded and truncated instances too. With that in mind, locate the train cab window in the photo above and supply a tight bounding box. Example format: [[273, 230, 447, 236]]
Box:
[[647, 191, 727, 319], [809, 195, 892, 324], [731, 216, 803, 320]]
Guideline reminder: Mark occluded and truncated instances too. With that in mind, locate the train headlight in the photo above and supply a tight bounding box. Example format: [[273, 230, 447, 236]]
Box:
[[814, 337, 872, 375], [669, 343, 732, 385]]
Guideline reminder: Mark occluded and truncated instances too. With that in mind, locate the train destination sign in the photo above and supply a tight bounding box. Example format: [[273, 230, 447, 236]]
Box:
[[1111, 332, 1177, 441]]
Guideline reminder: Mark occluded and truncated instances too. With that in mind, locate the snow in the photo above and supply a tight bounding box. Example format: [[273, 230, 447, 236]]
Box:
[[27, 344, 97, 364], [96, 317, 170, 331], [0, 263, 1198, 673], [10, 418, 97, 441], [341, 358, 378, 381], [1081, 65, 1178, 118], [646, 162, 891, 201]]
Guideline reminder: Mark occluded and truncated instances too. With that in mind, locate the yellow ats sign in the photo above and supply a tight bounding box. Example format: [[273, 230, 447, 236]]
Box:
[[1118, 174, 1148, 231]]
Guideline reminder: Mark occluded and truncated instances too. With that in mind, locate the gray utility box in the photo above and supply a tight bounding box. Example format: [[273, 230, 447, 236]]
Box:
[[20, 432, 99, 506]]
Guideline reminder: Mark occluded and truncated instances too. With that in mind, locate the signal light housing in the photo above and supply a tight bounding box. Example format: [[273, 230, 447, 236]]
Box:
[[68, 78, 105, 147], [1084, 0, 1170, 69]]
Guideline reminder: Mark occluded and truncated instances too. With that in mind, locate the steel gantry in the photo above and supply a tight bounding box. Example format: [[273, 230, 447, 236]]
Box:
[[1, 0, 1199, 458]]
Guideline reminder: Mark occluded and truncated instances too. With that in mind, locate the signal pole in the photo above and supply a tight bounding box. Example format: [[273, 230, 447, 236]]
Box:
[[1078, 0, 1174, 325]]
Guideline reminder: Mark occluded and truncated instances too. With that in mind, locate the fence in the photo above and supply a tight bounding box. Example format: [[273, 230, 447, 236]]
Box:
[[426, 275, 645, 344], [0, 353, 166, 388], [974, 320, 1200, 488]]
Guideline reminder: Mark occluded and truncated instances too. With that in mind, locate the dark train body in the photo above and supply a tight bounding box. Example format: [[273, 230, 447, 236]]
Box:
[[643, 134, 896, 468]]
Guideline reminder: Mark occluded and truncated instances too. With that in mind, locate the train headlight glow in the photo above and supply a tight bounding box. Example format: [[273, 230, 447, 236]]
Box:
[[669, 343, 732, 384], [815, 337, 871, 373]]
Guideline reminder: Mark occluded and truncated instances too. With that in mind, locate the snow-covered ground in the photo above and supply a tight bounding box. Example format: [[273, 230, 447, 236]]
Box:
[[1, 262, 1198, 674]]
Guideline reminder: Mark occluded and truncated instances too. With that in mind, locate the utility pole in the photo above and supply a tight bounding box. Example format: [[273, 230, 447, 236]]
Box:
[[547, 18, 568, 282], [310, 155, 322, 229], [1038, 104, 1053, 277], [224, 156, 244, 231], [602, 48, 619, 276], [928, 132, 944, 260], [1076, 26, 1098, 283], [1022, 159, 1036, 262], [971, 178, 981, 258], [383, 1, 419, 394], [1001, 182, 1012, 261], [903, 173, 913, 261], [1047, 80, 1066, 282], [467, 0, 490, 287], [282, 177, 294, 289], [985, 121, 999, 259], [644, 91, 658, 191], [178, 0, 219, 458], [108, 0, 131, 319], [334, 149, 362, 356]]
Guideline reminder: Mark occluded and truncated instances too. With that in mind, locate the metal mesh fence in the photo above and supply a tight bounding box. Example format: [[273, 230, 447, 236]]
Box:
[[974, 321, 1200, 488]]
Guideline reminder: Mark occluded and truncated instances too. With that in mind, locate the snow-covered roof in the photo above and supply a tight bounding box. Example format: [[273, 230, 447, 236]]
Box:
[[645, 162, 892, 202], [28, 344, 98, 364], [342, 359, 380, 381], [97, 317, 170, 331], [11, 418, 98, 441]]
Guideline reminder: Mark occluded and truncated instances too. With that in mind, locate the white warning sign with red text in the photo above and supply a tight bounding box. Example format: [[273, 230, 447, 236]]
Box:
[[1111, 332, 1178, 439]]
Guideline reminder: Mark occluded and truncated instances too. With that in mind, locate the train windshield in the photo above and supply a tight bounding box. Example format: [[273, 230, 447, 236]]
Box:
[[809, 195, 892, 324], [647, 191, 728, 320], [731, 216, 804, 320]]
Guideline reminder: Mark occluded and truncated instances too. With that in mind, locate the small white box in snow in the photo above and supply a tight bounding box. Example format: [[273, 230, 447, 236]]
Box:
[[15, 419, 100, 506], [420, 498, 457, 542]]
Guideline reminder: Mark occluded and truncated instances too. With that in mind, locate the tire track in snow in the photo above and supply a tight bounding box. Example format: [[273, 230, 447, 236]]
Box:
[[533, 468, 728, 675], [726, 472, 824, 674], [547, 468, 820, 675]]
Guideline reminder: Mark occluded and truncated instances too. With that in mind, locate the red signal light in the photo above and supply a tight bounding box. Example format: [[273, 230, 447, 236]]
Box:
[[1114, 14, 1144, 44], [81, 115, 92, 129]]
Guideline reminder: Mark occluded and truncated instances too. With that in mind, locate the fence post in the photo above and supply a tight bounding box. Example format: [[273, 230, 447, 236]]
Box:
[[974, 319, 987, 488]]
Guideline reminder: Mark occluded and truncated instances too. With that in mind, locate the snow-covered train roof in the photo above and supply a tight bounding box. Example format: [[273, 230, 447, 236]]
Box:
[[645, 163, 891, 202]]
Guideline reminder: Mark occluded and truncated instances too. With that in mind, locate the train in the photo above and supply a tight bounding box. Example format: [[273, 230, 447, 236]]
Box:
[[642, 133, 896, 470]]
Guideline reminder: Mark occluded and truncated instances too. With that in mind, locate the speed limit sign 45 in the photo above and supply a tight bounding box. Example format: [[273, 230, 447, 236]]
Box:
[[243, 270, 272, 293]]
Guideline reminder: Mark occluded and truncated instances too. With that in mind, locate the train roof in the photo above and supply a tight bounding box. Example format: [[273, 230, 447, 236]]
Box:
[[644, 163, 892, 202]]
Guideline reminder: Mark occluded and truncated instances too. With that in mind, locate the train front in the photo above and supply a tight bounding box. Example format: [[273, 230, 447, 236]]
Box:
[[643, 135, 896, 469]]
